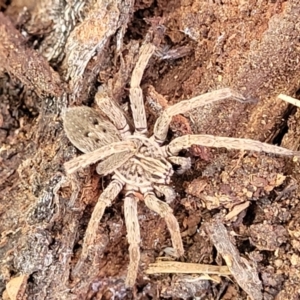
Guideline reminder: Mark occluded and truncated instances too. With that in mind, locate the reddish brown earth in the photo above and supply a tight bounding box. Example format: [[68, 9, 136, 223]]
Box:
[[1, 0, 300, 299]]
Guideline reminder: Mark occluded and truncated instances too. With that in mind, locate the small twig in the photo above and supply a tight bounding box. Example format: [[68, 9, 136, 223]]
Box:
[[206, 220, 263, 300]]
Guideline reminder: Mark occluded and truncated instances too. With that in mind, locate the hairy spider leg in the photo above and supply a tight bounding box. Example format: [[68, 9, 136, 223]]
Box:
[[124, 194, 141, 287], [130, 43, 156, 135], [73, 179, 123, 275], [165, 134, 300, 157], [153, 88, 247, 144]]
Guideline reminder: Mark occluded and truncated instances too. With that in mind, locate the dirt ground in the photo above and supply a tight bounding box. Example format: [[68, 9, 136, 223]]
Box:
[[1, 0, 300, 299]]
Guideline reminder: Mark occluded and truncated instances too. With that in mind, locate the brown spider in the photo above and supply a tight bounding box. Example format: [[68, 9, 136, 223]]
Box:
[[63, 43, 300, 287]]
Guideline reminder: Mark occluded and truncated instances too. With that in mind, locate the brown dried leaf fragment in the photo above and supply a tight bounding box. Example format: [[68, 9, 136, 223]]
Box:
[[0, 13, 63, 97], [206, 220, 263, 300]]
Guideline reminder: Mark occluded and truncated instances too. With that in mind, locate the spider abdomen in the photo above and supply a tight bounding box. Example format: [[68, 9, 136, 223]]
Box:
[[63, 106, 121, 153]]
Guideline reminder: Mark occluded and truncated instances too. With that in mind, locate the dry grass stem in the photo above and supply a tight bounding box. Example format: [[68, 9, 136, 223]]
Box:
[[277, 94, 300, 107], [145, 261, 231, 276]]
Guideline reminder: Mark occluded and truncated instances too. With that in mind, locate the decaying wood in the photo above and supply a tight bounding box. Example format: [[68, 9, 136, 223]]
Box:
[[63, 0, 135, 97], [206, 220, 263, 300], [0, 12, 63, 97]]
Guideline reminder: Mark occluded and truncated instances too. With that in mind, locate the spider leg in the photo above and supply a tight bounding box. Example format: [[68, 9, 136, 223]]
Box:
[[95, 86, 131, 138], [153, 88, 247, 144], [124, 194, 141, 287], [154, 185, 176, 203], [144, 193, 184, 257], [64, 140, 137, 174], [73, 179, 123, 274], [130, 43, 156, 135], [165, 134, 300, 157], [96, 151, 137, 176]]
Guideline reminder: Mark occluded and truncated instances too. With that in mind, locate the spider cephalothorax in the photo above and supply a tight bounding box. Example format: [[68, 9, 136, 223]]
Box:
[[63, 43, 300, 287], [115, 136, 174, 190]]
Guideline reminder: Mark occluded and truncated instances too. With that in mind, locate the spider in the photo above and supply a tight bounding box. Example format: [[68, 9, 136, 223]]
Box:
[[63, 43, 300, 287]]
